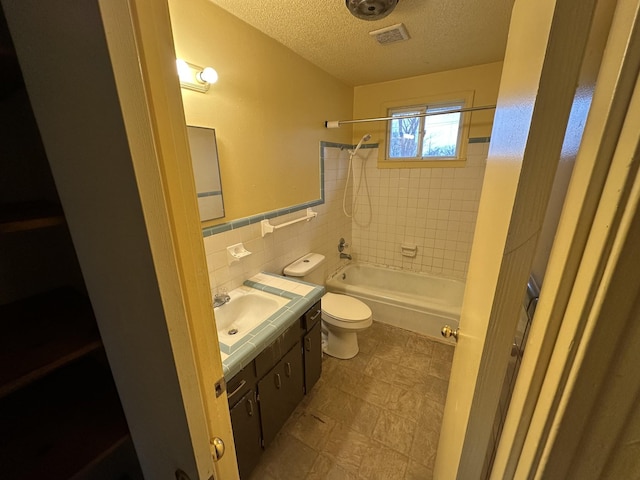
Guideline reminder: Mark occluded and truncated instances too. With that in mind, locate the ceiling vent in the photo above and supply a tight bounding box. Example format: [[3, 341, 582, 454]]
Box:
[[369, 23, 410, 45]]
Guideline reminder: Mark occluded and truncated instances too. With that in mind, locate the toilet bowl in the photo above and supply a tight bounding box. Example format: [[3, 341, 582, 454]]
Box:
[[320, 292, 372, 359], [283, 253, 372, 359]]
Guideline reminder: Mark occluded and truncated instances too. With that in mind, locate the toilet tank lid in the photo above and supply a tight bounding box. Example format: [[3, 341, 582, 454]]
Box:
[[283, 253, 325, 277]]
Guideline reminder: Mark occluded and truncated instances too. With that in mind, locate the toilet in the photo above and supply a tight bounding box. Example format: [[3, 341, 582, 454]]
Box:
[[283, 253, 372, 359]]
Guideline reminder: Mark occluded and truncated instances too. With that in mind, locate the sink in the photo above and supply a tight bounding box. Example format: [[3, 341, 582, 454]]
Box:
[[214, 287, 290, 345]]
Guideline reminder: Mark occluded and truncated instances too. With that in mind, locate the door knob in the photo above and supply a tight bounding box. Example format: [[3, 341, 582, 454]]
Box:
[[441, 325, 459, 341], [210, 437, 225, 461]]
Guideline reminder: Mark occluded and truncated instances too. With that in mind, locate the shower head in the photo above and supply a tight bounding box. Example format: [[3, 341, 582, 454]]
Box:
[[346, 0, 399, 21], [351, 134, 372, 156]]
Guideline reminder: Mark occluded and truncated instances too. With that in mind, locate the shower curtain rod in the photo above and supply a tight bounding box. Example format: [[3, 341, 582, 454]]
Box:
[[324, 104, 497, 128]]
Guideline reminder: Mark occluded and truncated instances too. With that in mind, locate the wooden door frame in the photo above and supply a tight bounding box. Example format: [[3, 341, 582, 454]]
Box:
[[434, 0, 606, 476], [492, 0, 640, 477]]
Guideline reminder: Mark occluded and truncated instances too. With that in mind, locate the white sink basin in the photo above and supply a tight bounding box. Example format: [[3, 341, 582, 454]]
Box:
[[214, 287, 289, 344]]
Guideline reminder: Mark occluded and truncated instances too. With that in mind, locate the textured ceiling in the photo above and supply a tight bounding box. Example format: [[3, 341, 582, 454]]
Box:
[[208, 0, 515, 86]]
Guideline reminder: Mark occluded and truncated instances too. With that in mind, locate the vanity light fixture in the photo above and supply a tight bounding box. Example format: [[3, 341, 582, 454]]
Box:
[[176, 59, 218, 93]]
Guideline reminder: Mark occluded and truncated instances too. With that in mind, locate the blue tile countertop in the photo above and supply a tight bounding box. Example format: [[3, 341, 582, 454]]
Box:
[[218, 272, 325, 380]]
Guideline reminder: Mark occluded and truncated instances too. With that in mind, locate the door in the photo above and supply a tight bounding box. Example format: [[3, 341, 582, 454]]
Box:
[[229, 389, 262, 480], [434, 0, 622, 477], [1, 0, 238, 478], [258, 343, 304, 448]]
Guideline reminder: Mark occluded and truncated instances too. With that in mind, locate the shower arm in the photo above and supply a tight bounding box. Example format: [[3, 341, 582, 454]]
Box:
[[325, 104, 496, 128]]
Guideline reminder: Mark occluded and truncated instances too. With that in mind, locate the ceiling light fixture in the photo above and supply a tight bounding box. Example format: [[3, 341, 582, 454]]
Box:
[[176, 59, 218, 93], [346, 0, 400, 21]]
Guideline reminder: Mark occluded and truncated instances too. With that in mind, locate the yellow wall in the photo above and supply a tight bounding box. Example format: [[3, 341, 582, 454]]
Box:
[[352, 62, 503, 164], [168, 0, 353, 225]]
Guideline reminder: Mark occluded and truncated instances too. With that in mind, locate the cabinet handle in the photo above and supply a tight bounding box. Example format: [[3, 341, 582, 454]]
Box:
[[247, 398, 254, 416], [309, 309, 321, 322], [305, 337, 312, 351], [275, 373, 281, 389], [285, 362, 292, 377], [227, 379, 246, 401]]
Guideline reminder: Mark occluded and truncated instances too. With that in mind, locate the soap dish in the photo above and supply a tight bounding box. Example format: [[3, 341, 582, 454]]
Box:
[[227, 243, 252, 265]]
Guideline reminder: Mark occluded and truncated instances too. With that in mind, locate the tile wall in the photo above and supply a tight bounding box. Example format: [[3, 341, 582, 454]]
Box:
[[203, 144, 353, 295], [350, 140, 489, 279], [202, 140, 488, 296]]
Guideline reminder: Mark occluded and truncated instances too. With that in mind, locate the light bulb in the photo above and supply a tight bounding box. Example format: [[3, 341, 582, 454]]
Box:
[[197, 67, 218, 85]]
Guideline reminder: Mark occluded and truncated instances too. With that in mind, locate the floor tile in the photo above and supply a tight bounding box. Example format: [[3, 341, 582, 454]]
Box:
[[247, 321, 453, 480], [385, 386, 424, 420], [406, 335, 436, 355], [305, 453, 359, 480], [323, 423, 376, 476], [358, 443, 409, 480], [372, 410, 417, 455], [253, 432, 318, 479], [404, 459, 433, 480], [284, 408, 335, 450], [317, 388, 382, 437]]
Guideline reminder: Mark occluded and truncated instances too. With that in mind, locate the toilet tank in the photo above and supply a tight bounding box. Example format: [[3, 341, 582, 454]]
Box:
[[283, 253, 326, 285]]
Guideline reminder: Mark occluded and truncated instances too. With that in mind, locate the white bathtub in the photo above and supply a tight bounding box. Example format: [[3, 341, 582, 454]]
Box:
[[325, 263, 464, 343]]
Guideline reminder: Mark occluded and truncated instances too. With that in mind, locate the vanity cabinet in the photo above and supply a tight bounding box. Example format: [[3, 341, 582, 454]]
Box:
[[227, 301, 322, 478], [258, 341, 304, 448]]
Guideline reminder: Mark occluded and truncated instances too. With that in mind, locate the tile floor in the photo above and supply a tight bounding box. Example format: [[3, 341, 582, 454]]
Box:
[[248, 321, 455, 480]]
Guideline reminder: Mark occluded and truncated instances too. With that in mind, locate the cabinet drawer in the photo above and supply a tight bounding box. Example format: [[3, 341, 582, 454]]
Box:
[[227, 364, 257, 408], [255, 320, 303, 379], [302, 301, 322, 331]]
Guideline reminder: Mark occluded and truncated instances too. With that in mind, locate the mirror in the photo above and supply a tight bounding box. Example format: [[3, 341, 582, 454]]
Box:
[[186, 125, 225, 221]]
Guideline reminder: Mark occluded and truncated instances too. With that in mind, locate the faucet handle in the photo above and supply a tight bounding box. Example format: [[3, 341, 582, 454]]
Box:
[[338, 237, 349, 252]]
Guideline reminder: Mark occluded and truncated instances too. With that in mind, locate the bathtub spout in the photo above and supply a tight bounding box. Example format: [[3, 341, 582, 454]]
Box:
[[340, 253, 352, 260]]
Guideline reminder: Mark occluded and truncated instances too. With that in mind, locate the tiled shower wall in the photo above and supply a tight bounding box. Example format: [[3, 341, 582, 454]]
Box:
[[202, 140, 487, 295], [202, 145, 352, 295], [350, 140, 489, 279]]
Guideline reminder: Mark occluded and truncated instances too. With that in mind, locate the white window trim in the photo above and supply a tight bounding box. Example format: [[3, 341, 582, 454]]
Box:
[[377, 91, 474, 169], [387, 100, 466, 161]]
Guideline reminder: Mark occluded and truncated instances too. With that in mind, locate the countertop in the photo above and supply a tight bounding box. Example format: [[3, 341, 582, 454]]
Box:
[[218, 272, 325, 380]]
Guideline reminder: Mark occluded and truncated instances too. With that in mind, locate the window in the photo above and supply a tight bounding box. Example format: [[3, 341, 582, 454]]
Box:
[[387, 101, 465, 161]]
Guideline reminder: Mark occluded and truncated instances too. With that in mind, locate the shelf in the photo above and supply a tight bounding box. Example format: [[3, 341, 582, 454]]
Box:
[[0, 358, 130, 480], [0, 288, 101, 398], [0, 201, 65, 233]]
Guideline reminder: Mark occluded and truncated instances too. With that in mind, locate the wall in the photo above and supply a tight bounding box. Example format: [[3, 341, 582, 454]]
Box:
[[0, 85, 85, 303], [168, 0, 353, 225], [203, 145, 352, 294], [352, 62, 502, 150], [350, 140, 488, 279], [349, 64, 500, 278]]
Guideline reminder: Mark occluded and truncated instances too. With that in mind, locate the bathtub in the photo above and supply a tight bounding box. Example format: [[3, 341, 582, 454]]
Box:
[[325, 263, 464, 343]]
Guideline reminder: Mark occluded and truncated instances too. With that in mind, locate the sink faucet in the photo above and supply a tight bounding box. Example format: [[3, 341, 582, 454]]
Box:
[[213, 290, 231, 308]]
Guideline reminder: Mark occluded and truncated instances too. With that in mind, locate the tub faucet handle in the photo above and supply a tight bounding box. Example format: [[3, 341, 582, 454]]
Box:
[[338, 237, 349, 252]]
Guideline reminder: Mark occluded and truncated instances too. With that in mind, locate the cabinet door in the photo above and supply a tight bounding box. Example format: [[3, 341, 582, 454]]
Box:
[[303, 321, 322, 393], [257, 342, 304, 448], [229, 389, 262, 479]]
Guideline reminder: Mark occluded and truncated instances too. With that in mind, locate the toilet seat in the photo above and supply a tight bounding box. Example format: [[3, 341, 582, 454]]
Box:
[[321, 292, 371, 323]]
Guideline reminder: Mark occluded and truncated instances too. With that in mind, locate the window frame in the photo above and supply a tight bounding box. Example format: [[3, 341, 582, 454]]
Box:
[[378, 91, 474, 169], [387, 101, 465, 161]]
